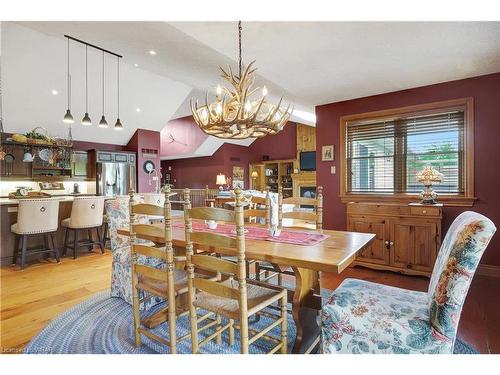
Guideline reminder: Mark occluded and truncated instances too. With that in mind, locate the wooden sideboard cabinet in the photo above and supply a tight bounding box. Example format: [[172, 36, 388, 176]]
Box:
[[347, 202, 442, 277]]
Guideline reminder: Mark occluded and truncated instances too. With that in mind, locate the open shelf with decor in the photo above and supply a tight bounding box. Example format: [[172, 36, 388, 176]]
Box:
[[249, 158, 297, 195]]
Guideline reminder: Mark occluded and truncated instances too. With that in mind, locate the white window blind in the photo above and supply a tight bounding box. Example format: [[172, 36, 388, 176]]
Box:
[[346, 111, 465, 195]]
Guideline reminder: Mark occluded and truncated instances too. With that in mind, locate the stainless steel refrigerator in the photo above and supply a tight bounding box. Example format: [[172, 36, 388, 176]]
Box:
[[96, 162, 136, 196]]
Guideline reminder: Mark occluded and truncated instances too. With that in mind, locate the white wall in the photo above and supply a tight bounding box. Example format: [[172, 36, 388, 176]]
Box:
[[1, 22, 192, 145]]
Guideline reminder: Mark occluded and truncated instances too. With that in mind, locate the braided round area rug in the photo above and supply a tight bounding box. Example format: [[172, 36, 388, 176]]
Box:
[[25, 291, 295, 354], [25, 291, 478, 354]]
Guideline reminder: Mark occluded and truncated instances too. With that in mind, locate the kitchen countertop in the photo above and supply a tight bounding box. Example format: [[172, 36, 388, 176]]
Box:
[[0, 194, 107, 206], [0, 193, 161, 206]]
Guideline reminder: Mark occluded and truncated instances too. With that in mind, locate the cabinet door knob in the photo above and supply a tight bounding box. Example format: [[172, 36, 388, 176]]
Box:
[[422, 210, 427, 214], [390, 241, 394, 246]]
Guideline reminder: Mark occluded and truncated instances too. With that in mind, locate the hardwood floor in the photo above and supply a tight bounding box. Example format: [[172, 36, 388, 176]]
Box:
[[1, 251, 112, 353], [1, 251, 499, 353]]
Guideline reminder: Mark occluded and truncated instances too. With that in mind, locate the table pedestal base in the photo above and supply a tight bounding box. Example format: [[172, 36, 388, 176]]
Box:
[[291, 267, 322, 354]]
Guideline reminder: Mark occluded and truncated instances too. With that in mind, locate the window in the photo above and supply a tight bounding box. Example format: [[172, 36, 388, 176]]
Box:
[[340, 98, 474, 206]]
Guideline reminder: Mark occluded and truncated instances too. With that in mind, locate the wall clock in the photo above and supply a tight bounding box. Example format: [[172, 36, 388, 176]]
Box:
[[143, 160, 155, 173]]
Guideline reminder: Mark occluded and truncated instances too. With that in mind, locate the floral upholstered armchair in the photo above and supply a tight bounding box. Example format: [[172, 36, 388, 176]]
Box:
[[320, 211, 496, 354], [105, 197, 164, 311]]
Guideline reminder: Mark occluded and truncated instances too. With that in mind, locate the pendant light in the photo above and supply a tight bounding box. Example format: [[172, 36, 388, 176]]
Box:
[[81, 45, 92, 126], [63, 37, 74, 124], [114, 56, 123, 130], [99, 51, 108, 128]]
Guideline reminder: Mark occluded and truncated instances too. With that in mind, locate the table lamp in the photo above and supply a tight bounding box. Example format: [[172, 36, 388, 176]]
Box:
[[416, 166, 444, 204], [216, 173, 227, 192], [251, 170, 259, 189]]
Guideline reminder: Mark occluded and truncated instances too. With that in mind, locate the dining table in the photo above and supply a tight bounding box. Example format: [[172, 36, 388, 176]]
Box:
[[118, 218, 375, 354]]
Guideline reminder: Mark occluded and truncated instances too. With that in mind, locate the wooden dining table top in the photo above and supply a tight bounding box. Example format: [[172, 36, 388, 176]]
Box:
[[118, 218, 375, 274]]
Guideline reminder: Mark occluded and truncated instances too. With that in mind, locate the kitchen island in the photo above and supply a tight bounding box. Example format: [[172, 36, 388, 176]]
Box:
[[0, 194, 112, 266]]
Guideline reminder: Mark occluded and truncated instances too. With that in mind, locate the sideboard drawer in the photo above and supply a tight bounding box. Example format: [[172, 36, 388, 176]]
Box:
[[410, 206, 440, 217]]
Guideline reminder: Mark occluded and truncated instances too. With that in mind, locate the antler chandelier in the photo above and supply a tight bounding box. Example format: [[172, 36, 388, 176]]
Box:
[[191, 22, 293, 139]]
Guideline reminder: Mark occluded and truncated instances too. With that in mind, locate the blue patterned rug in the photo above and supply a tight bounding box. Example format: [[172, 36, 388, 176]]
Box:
[[25, 291, 295, 354], [25, 291, 478, 354]]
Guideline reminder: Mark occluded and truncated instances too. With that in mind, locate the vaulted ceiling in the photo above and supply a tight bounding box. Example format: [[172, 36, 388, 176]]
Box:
[[1, 21, 499, 155]]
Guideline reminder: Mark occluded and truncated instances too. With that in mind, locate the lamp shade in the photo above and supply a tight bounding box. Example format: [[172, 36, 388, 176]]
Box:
[[251, 171, 259, 178], [63, 109, 74, 124], [216, 174, 227, 185], [82, 112, 92, 126], [99, 115, 108, 128], [114, 118, 123, 130], [416, 166, 444, 185]]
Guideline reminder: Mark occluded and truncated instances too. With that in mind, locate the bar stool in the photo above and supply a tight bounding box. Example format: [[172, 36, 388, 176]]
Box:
[[62, 196, 105, 259], [142, 193, 165, 207], [11, 198, 61, 270], [142, 193, 165, 224], [101, 213, 111, 249]]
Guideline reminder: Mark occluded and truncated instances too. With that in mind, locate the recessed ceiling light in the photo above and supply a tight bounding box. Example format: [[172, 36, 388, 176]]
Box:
[[149, 50, 156, 56], [134, 63, 139, 67], [136, 108, 141, 112], [51, 89, 58, 95]]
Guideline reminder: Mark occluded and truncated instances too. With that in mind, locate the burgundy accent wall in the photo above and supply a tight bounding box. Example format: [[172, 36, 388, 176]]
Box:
[[316, 72, 500, 266], [248, 122, 297, 163], [161, 143, 249, 189], [126, 129, 161, 193], [160, 120, 298, 189], [72, 140, 126, 152], [160, 116, 208, 158]]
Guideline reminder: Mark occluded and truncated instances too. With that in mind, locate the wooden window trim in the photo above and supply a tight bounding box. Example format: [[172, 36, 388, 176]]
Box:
[[339, 97, 475, 207]]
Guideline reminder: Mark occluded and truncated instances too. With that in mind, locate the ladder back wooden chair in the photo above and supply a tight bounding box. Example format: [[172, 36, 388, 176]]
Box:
[[279, 186, 323, 231], [129, 185, 190, 354], [256, 186, 324, 287], [244, 188, 271, 225], [184, 187, 288, 354]]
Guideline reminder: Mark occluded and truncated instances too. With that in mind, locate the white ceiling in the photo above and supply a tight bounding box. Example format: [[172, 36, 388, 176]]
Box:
[[1, 22, 192, 145], [171, 21, 500, 106], [2, 21, 499, 150]]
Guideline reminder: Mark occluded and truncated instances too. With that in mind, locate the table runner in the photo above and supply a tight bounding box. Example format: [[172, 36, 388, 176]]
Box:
[[173, 220, 328, 246]]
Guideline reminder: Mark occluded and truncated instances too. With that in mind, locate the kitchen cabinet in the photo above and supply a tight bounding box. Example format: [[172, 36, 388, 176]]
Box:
[[347, 202, 442, 277], [72, 151, 88, 177]]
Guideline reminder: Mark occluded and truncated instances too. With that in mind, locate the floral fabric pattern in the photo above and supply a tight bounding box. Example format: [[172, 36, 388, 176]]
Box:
[[427, 212, 496, 341], [320, 279, 452, 354], [105, 197, 164, 311], [321, 211, 495, 354]]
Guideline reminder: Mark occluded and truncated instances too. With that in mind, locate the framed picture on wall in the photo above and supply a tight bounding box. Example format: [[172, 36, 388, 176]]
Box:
[[232, 166, 244, 181], [322, 145, 335, 161], [232, 166, 245, 189]]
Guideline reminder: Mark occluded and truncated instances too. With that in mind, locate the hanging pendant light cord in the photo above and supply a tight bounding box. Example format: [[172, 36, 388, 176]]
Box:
[[85, 45, 88, 112], [117, 56, 120, 117], [0, 60, 3, 132], [102, 51, 105, 115], [238, 21, 242, 78], [67, 38, 71, 109]]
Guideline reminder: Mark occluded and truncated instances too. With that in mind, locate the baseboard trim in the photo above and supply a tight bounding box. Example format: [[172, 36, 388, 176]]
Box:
[[477, 264, 500, 278]]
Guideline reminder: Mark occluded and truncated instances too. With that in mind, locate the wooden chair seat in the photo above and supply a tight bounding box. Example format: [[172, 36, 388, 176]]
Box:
[[137, 270, 217, 298], [193, 279, 286, 320], [137, 268, 188, 297]]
